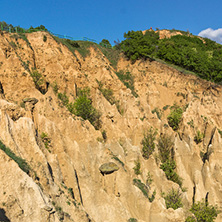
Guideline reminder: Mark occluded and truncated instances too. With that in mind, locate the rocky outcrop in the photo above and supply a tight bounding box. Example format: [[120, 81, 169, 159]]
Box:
[[0, 31, 221, 221]]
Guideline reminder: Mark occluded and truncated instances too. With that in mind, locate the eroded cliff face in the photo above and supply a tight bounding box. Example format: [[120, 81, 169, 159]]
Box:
[[0, 31, 221, 222]]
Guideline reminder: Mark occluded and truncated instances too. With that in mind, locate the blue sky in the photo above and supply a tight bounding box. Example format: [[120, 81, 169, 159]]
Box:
[[1, 0, 222, 44]]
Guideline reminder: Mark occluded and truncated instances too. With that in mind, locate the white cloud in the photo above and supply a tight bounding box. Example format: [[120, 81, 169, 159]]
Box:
[[198, 28, 222, 44]]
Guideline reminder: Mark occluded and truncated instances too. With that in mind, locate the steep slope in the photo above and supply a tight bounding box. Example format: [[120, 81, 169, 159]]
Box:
[[0, 30, 221, 222]]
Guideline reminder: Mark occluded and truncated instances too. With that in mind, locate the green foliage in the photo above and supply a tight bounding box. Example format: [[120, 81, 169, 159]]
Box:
[[152, 107, 162, 119], [156, 35, 222, 83], [146, 171, 153, 187], [120, 30, 158, 61], [115, 70, 138, 97], [167, 104, 183, 131], [52, 81, 59, 94], [102, 130, 107, 142], [200, 147, 213, 164], [30, 69, 46, 94], [217, 129, 222, 138], [43, 35, 47, 42], [157, 134, 183, 187], [185, 199, 220, 222], [0, 140, 30, 174], [133, 179, 156, 202], [185, 216, 196, 222], [58, 92, 69, 106], [118, 28, 222, 83], [41, 132, 51, 152], [157, 134, 174, 163], [57, 88, 101, 129], [99, 39, 112, 48], [141, 127, 157, 159], [160, 160, 183, 187], [187, 119, 194, 128], [53, 37, 93, 58], [97, 80, 116, 105], [9, 41, 17, 49], [133, 158, 141, 175], [163, 105, 170, 110], [73, 89, 101, 130], [163, 188, 183, 210], [98, 45, 121, 69], [128, 218, 138, 222], [194, 130, 204, 144]]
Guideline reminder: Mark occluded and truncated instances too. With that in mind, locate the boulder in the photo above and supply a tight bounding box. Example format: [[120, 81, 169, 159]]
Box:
[[99, 162, 119, 174]]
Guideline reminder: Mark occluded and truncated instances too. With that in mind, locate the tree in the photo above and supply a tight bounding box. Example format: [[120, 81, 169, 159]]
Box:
[[100, 39, 112, 48], [121, 31, 156, 62]]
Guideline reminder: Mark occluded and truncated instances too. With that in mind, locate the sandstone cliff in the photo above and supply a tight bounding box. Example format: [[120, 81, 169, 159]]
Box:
[[0, 30, 221, 222]]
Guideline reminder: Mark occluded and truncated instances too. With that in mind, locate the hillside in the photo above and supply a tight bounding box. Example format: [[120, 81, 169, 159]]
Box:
[[0, 30, 221, 222]]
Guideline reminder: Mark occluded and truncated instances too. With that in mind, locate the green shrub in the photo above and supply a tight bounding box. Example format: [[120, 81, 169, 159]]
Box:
[[102, 130, 107, 141], [43, 35, 47, 42], [163, 188, 183, 210], [128, 218, 138, 222], [30, 69, 46, 94], [167, 104, 183, 131], [133, 158, 141, 175], [58, 92, 69, 106], [218, 129, 222, 138], [194, 130, 204, 144], [0, 140, 30, 174], [185, 199, 220, 222], [73, 89, 101, 130], [141, 127, 157, 159], [157, 134, 174, 163], [133, 179, 156, 202], [160, 160, 183, 187], [99, 39, 112, 48], [120, 30, 158, 61]]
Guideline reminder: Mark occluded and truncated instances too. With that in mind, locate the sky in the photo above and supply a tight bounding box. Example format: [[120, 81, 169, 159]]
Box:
[[1, 0, 222, 44]]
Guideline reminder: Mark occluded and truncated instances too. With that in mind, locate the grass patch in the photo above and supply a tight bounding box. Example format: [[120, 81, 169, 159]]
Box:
[[98, 46, 121, 69], [52, 36, 96, 58], [0, 140, 30, 174], [133, 179, 156, 202], [115, 70, 138, 97]]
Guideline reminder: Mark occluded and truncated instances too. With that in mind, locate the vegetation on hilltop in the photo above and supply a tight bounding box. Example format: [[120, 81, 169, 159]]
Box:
[[2, 20, 222, 83], [0, 21, 47, 33], [119, 30, 222, 83]]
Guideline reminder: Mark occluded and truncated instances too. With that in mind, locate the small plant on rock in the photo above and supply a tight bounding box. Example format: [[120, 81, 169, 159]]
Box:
[[185, 199, 220, 222], [163, 188, 183, 210], [133, 158, 141, 175], [194, 130, 204, 144], [167, 104, 183, 131], [141, 127, 157, 159]]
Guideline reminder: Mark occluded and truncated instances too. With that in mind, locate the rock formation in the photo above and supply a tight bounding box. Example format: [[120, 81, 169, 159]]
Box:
[[0, 30, 221, 221]]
